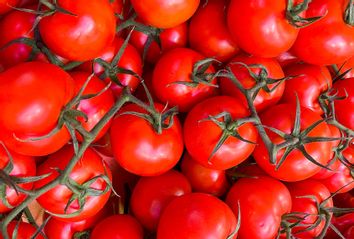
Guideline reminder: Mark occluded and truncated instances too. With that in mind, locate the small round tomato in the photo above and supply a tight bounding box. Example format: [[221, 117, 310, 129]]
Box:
[[130, 0, 199, 29], [0, 221, 44, 239], [39, 0, 116, 61], [0, 0, 19, 15], [157, 193, 237, 239], [184, 96, 257, 170], [130, 170, 191, 231], [152, 48, 218, 112], [34, 146, 112, 222], [90, 215, 144, 239]]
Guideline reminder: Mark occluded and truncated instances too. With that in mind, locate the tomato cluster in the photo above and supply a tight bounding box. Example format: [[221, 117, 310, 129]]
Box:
[[0, 0, 353, 238]]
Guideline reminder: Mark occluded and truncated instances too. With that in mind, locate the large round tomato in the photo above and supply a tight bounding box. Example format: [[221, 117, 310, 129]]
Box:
[[39, 0, 116, 61], [110, 103, 184, 176], [184, 96, 257, 170], [0, 221, 45, 239], [152, 48, 218, 112], [130, 0, 199, 29], [226, 176, 292, 239], [0, 62, 74, 156], [157, 193, 237, 239], [253, 104, 333, 182], [34, 146, 112, 222], [0, 0, 19, 15]]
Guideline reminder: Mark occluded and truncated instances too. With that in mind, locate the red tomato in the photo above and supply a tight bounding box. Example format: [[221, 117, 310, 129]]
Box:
[[90, 214, 144, 239], [181, 153, 230, 196], [0, 221, 44, 239], [130, 170, 191, 231], [34, 146, 112, 222], [220, 54, 285, 112], [325, 213, 354, 239], [184, 96, 257, 170], [70, 71, 115, 142], [110, 103, 184, 176], [0, 147, 35, 213], [39, 0, 116, 61], [333, 191, 354, 208], [253, 104, 333, 182], [130, 0, 199, 29], [157, 193, 237, 239], [226, 176, 292, 239], [0, 0, 19, 15], [152, 48, 218, 112], [0, 62, 74, 156], [227, 0, 299, 57], [189, 0, 239, 62]]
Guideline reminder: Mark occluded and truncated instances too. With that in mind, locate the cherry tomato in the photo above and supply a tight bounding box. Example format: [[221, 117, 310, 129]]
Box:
[[0, 221, 44, 239]]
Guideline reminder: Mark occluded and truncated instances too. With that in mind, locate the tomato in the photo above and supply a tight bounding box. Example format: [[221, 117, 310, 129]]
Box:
[[157, 193, 237, 239], [0, 62, 74, 156], [39, 0, 116, 61], [291, 0, 354, 65], [0, 0, 19, 15], [0, 221, 44, 239], [227, 0, 299, 57], [130, 21, 188, 64], [181, 153, 230, 196], [0, 147, 35, 213], [110, 103, 184, 176], [253, 104, 333, 182], [90, 214, 144, 239], [220, 54, 285, 112], [79, 37, 142, 97], [34, 146, 112, 222], [152, 48, 218, 112], [325, 213, 354, 239], [282, 63, 332, 115], [130, 0, 199, 29], [184, 96, 257, 170], [226, 176, 292, 239], [189, 0, 239, 62], [333, 191, 354, 208], [130, 170, 191, 231], [70, 71, 115, 142], [285, 179, 333, 238]]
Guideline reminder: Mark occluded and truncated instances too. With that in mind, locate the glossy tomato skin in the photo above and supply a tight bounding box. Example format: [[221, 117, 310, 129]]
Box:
[[292, 0, 354, 65], [0, 62, 74, 156], [152, 48, 218, 112], [282, 63, 332, 115], [0, 148, 36, 213], [189, 0, 239, 62], [130, 170, 192, 231], [90, 214, 144, 239], [34, 146, 112, 222], [130, 21, 188, 64], [0, 221, 44, 239], [227, 0, 298, 57], [130, 0, 199, 29], [226, 176, 291, 239], [0, 0, 19, 15], [184, 96, 257, 170], [70, 71, 115, 142], [253, 104, 333, 182], [39, 0, 116, 61], [220, 54, 285, 112], [110, 103, 184, 176], [157, 193, 237, 239], [181, 153, 230, 196]]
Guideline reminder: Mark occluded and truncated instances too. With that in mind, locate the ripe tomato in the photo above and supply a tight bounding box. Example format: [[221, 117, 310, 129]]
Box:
[[189, 0, 239, 62], [227, 0, 299, 57], [157, 193, 237, 239], [130, 170, 191, 231], [253, 104, 333, 182], [220, 54, 285, 112], [34, 146, 112, 222], [90, 214, 144, 239], [152, 48, 218, 112], [110, 103, 184, 176], [130, 0, 199, 29], [184, 96, 257, 170], [181, 153, 230, 196], [0, 0, 19, 15], [0, 147, 35, 213], [39, 0, 116, 61], [226, 176, 292, 239], [0, 221, 44, 239], [0, 62, 74, 156]]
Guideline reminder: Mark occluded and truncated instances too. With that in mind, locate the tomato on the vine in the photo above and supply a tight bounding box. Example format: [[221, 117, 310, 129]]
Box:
[[0, 221, 45, 239]]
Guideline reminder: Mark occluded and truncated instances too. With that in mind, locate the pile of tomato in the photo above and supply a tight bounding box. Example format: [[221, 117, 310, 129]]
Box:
[[0, 0, 353, 238]]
